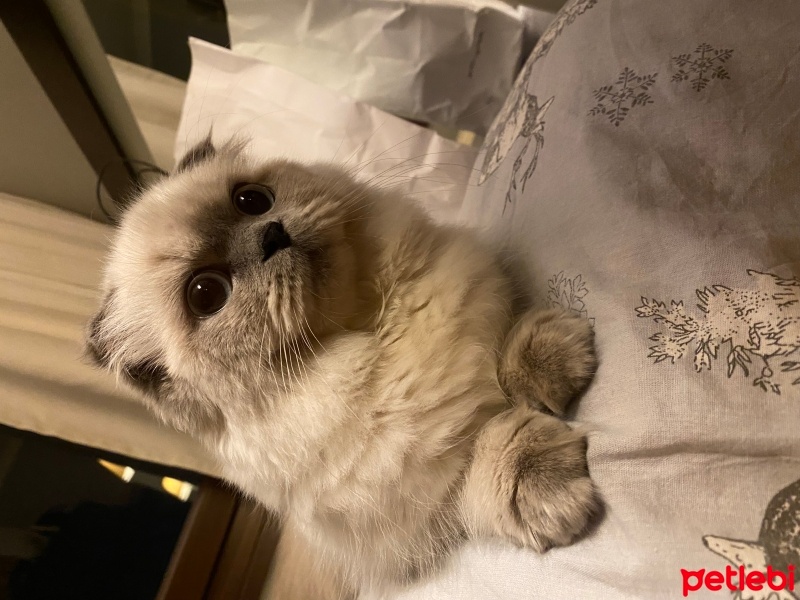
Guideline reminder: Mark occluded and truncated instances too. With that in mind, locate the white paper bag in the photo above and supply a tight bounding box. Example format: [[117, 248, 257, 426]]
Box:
[[175, 39, 477, 221], [223, 0, 526, 134]]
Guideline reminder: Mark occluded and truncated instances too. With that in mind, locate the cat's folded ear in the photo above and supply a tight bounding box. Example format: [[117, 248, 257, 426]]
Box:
[[175, 133, 217, 174], [85, 292, 170, 399], [84, 291, 167, 396], [85, 292, 224, 436]]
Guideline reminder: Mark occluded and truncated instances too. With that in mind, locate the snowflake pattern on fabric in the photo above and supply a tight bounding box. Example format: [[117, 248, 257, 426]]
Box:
[[672, 43, 733, 91], [703, 479, 800, 600], [548, 271, 594, 325], [589, 68, 658, 126], [635, 270, 800, 395]]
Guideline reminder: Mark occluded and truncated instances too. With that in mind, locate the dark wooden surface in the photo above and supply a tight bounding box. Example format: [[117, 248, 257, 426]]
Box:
[[157, 479, 238, 600], [157, 479, 280, 600], [207, 499, 281, 600]]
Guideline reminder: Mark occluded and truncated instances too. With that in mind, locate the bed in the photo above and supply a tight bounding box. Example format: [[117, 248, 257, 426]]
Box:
[[402, 1, 800, 598], [211, 1, 799, 596], [2, 0, 797, 598]]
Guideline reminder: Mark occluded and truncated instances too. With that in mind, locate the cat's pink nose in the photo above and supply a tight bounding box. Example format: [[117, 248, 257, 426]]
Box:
[[262, 221, 291, 261]]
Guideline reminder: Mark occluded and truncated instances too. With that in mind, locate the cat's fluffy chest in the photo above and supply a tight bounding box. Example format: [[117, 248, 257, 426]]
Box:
[[216, 215, 513, 581], [86, 149, 598, 596]]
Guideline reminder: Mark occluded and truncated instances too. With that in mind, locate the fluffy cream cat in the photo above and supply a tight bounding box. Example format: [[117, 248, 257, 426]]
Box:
[[86, 138, 598, 599]]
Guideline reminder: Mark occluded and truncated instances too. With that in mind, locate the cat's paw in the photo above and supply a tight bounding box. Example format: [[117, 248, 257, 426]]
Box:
[[508, 413, 597, 552], [499, 308, 597, 415], [462, 406, 599, 553]]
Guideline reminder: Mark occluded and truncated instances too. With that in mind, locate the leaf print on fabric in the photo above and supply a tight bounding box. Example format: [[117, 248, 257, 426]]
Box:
[[478, 87, 554, 211], [635, 270, 800, 394], [703, 479, 800, 600], [672, 43, 733, 91], [477, 0, 596, 194], [548, 271, 594, 325], [589, 68, 658, 126], [478, 86, 554, 189], [502, 96, 554, 211]]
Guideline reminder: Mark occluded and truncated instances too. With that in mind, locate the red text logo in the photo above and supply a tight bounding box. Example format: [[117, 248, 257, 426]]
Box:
[[681, 565, 796, 596]]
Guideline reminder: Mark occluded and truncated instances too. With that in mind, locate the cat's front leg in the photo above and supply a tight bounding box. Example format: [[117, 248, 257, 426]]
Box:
[[461, 404, 598, 552], [499, 308, 597, 415]]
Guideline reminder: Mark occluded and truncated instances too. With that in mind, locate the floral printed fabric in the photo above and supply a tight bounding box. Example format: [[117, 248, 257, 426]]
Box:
[[393, 0, 800, 598]]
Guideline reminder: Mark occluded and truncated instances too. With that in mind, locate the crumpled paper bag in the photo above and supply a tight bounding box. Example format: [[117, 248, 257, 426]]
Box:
[[175, 39, 477, 221], [223, 0, 527, 135]]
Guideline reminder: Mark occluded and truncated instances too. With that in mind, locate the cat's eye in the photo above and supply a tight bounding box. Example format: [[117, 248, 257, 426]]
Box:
[[232, 183, 275, 216], [186, 271, 231, 318]]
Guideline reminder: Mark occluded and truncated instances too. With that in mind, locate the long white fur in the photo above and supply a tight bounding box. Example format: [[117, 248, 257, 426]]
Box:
[[88, 143, 596, 598]]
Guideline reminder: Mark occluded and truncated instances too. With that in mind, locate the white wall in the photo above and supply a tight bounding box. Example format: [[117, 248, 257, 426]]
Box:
[[0, 21, 101, 219]]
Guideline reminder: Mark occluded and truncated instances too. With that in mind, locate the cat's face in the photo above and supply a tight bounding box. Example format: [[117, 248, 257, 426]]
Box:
[[86, 140, 374, 435]]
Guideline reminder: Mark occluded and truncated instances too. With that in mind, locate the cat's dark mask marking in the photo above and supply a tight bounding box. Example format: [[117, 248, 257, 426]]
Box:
[[123, 360, 170, 398], [85, 292, 113, 368], [176, 134, 217, 174]]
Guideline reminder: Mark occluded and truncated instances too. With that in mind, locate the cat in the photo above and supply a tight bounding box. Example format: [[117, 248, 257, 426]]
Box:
[[85, 136, 599, 598]]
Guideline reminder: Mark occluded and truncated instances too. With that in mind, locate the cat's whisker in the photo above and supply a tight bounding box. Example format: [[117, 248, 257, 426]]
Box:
[[186, 68, 213, 155], [285, 299, 313, 399], [358, 149, 481, 185], [290, 315, 316, 396], [350, 142, 475, 178], [339, 114, 395, 170], [345, 128, 429, 175], [254, 301, 271, 392]]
